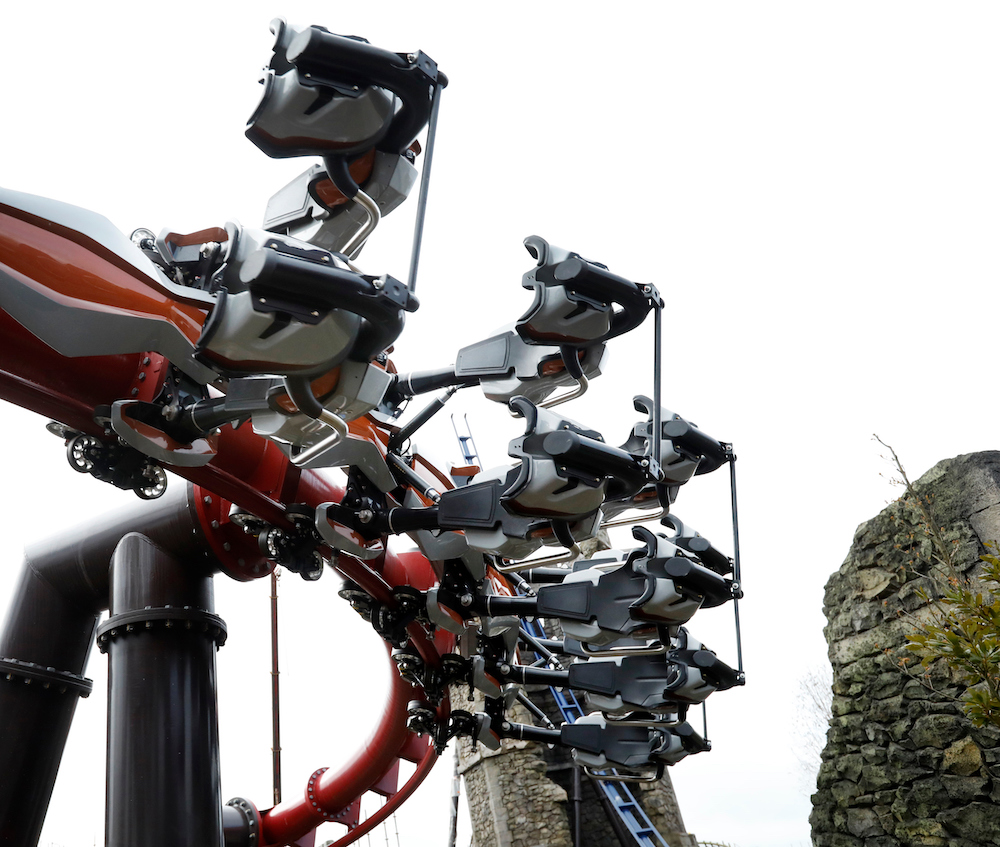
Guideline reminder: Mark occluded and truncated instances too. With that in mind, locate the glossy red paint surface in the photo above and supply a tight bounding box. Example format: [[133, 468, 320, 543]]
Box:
[[0, 205, 463, 847], [0, 205, 209, 345]]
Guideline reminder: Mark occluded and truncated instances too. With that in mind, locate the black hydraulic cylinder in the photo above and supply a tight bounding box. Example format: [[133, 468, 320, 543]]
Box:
[[502, 664, 567, 687], [0, 486, 214, 847], [102, 533, 225, 847]]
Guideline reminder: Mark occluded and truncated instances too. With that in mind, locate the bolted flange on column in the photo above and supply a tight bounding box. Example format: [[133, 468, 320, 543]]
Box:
[[102, 533, 226, 847]]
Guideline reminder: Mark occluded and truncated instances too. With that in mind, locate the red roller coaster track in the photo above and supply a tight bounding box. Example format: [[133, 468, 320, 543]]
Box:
[[0, 286, 459, 846]]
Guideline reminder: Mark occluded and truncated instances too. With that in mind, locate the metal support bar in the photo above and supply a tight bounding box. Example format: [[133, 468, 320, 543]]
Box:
[[0, 486, 215, 847], [407, 82, 444, 293], [271, 569, 282, 806], [652, 296, 663, 471], [103, 533, 224, 847], [728, 451, 744, 674]]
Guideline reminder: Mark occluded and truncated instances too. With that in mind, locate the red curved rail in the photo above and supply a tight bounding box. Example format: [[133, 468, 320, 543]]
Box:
[[260, 656, 446, 846]]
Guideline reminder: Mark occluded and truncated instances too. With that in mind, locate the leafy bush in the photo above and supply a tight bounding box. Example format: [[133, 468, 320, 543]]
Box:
[[876, 436, 1000, 728]]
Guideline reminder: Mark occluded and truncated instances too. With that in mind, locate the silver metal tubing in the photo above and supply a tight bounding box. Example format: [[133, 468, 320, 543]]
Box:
[[342, 189, 381, 260], [289, 409, 349, 468], [584, 766, 663, 784], [408, 82, 444, 294], [498, 542, 582, 573], [538, 375, 589, 410], [580, 640, 668, 659], [600, 506, 666, 530]]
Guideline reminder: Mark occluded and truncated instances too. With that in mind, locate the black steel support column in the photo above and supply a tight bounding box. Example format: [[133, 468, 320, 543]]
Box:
[[0, 563, 95, 846], [0, 487, 213, 847], [102, 532, 226, 847]]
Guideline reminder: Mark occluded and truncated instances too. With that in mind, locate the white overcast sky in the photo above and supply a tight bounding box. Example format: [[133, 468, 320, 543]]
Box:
[[2, 3, 1000, 847]]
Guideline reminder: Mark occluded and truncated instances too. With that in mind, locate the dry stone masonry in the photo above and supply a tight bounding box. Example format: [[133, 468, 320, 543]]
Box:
[[453, 682, 697, 847], [812, 452, 1000, 846]]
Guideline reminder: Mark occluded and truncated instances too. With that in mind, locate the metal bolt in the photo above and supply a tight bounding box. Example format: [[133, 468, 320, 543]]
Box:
[[321, 255, 330, 263], [130, 388, 138, 396], [358, 509, 374, 524], [373, 278, 384, 290], [203, 496, 212, 505], [138, 372, 146, 381], [143, 357, 151, 366], [211, 520, 219, 529], [223, 542, 231, 552], [460, 594, 473, 607]]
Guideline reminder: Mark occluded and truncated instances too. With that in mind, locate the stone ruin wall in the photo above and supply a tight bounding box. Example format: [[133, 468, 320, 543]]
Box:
[[812, 452, 1000, 846], [452, 683, 697, 847]]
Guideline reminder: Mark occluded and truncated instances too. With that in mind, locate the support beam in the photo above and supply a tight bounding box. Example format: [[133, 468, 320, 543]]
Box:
[[0, 486, 214, 847], [102, 532, 226, 847]]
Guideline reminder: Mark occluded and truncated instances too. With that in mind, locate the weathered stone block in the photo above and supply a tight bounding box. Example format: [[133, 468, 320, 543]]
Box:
[[870, 671, 905, 700], [892, 816, 948, 841], [858, 763, 896, 793], [863, 723, 891, 746], [831, 779, 862, 807], [840, 658, 880, 685], [939, 774, 988, 803], [914, 745, 945, 771], [832, 693, 863, 717], [829, 718, 867, 747], [900, 777, 949, 819], [969, 721, 1000, 748], [809, 799, 834, 829], [812, 832, 864, 847], [941, 736, 983, 776], [858, 568, 896, 600], [901, 678, 938, 701], [887, 717, 912, 742], [910, 713, 964, 749], [869, 694, 905, 723], [936, 802, 1000, 840], [884, 752, 930, 786], [835, 754, 865, 783], [846, 807, 884, 837], [817, 761, 841, 789], [908, 698, 963, 718], [859, 743, 888, 764]]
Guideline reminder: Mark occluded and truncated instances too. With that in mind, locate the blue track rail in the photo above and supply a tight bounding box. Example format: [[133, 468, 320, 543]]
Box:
[[521, 620, 670, 847]]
